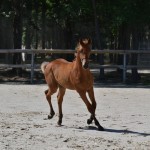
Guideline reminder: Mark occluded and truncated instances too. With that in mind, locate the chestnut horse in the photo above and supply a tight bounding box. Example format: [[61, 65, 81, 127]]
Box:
[[41, 39, 104, 131]]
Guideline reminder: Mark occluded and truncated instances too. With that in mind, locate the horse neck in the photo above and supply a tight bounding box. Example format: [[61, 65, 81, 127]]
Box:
[[74, 52, 82, 71]]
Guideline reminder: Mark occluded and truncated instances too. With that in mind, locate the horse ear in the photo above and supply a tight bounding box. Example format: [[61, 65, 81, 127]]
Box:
[[88, 38, 92, 45], [79, 39, 85, 46]]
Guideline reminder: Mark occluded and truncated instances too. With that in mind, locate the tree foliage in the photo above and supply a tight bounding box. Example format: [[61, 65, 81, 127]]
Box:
[[0, 0, 150, 79]]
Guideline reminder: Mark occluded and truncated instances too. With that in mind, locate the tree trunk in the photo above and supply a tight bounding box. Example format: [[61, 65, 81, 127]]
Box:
[[0, 17, 13, 64], [40, 1, 46, 59], [131, 27, 141, 82], [92, 0, 104, 80], [42, 1, 46, 49], [64, 18, 73, 61], [34, 0, 39, 49], [117, 23, 130, 80], [25, 1, 32, 49], [12, 0, 23, 76]]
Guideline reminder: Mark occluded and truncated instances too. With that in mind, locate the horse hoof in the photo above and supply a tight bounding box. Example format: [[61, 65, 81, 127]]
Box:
[[98, 126, 104, 131], [48, 115, 53, 119], [45, 90, 48, 95], [57, 120, 62, 126], [87, 119, 93, 125]]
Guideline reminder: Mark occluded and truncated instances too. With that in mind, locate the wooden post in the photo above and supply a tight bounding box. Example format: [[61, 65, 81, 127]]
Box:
[[31, 51, 35, 84], [123, 52, 127, 83]]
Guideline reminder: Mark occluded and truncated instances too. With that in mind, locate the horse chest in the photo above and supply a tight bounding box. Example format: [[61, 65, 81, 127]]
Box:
[[71, 70, 93, 90]]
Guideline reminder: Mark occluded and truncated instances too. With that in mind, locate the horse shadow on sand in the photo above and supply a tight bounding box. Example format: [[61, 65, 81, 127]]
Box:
[[73, 126, 150, 137]]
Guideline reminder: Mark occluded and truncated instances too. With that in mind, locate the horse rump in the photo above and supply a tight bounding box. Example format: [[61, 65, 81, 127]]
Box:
[[41, 62, 49, 74]]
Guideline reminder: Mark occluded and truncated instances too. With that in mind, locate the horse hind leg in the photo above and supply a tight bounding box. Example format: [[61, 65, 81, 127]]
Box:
[[45, 88, 57, 119], [44, 69, 58, 119], [57, 86, 66, 126]]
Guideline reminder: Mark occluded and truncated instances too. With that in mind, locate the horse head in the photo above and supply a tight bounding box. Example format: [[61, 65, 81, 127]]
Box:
[[75, 38, 92, 69]]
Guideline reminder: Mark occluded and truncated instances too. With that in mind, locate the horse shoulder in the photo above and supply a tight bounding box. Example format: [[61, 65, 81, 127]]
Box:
[[70, 67, 93, 89]]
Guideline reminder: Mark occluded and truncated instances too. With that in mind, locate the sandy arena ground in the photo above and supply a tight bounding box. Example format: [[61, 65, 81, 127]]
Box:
[[0, 83, 150, 150]]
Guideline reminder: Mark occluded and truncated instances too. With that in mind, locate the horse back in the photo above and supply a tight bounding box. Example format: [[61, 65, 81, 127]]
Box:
[[45, 59, 75, 89]]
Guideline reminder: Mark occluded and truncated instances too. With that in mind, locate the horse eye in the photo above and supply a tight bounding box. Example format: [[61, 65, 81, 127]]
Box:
[[80, 50, 84, 53]]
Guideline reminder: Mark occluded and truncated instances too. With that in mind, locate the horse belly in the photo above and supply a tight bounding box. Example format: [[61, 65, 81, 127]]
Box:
[[57, 77, 75, 90]]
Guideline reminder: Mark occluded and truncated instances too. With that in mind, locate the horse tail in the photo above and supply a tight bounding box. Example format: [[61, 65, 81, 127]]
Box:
[[41, 62, 49, 74]]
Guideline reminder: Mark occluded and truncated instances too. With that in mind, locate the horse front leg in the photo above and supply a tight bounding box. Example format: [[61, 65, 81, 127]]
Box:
[[87, 88, 96, 125], [57, 86, 66, 126], [78, 91, 104, 131]]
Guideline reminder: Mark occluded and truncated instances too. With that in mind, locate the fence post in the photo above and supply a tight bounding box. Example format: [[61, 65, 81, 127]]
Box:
[[123, 51, 127, 83], [31, 51, 35, 84]]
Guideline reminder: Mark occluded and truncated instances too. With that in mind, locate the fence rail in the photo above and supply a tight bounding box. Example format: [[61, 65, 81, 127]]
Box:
[[0, 49, 150, 53], [0, 49, 150, 83]]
